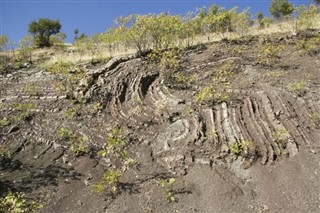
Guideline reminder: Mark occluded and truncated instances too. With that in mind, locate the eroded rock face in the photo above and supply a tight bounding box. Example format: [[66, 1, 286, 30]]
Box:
[[1, 32, 320, 212]]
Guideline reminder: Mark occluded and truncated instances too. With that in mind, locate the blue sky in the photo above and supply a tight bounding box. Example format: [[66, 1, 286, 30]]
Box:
[[0, 0, 314, 44]]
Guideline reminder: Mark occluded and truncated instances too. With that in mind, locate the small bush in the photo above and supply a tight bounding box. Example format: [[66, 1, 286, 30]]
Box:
[[309, 112, 320, 126], [12, 103, 35, 121], [287, 80, 307, 96], [230, 140, 254, 156], [56, 127, 89, 156], [0, 192, 43, 213], [158, 178, 176, 203]]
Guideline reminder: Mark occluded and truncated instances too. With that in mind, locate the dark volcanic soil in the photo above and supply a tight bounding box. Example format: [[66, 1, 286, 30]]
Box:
[[1, 31, 320, 213]]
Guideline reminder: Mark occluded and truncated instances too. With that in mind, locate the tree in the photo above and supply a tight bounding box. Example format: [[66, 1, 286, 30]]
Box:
[[74, 28, 79, 41], [75, 34, 100, 62], [296, 5, 318, 30], [179, 11, 203, 47], [50, 32, 66, 45], [256, 12, 264, 28], [232, 8, 252, 37], [0, 35, 8, 52], [28, 18, 61, 48], [314, 0, 320, 4], [269, 0, 294, 19], [18, 35, 34, 63], [203, 7, 236, 39]]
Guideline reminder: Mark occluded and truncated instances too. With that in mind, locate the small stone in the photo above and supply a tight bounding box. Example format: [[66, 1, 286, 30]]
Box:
[[221, 144, 229, 153], [62, 155, 68, 164], [194, 158, 210, 165], [261, 205, 269, 212], [86, 173, 93, 180]]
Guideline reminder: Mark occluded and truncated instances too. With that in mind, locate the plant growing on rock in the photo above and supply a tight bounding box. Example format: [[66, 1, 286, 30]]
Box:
[[46, 60, 88, 97], [0, 147, 11, 160], [259, 43, 284, 66], [158, 178, 176, 203], [230, 140, 255, 156], [12, 103, 35, 122], [64, 103, 82, 119], [195, 62, 235, 105], [94, 127, 136, 194], [297, 36, 320, 56], [22, 83, 41, 96], [56, 127, 89, 156], [0, 118, 10, 127], [287, 80, 307, 96], [0, 192, 43, 213], [309, 112, 320, 127], [272, 128, 290, 156], [92, 169, 122, 193]]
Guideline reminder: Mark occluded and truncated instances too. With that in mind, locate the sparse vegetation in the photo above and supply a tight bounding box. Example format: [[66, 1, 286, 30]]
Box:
[[265, 71, 286, 78], [22, 83, 41, 96], [12, 103, 35, 121], [45, 60, 89, 97], [64, 103, 82, 119], [56, 126, 89, 156], [1, 2, 320, 212], [287, 80, 307, 96], [297, 35, 320, 56], [309, 112, 320, 126], [0, 192, 43, 213], [92, 169, 122, 193], [259, 43, 284, 66], [230, 140, 255, 156], [94, 127, 136, 194], [0, 118, 10, 127], [195, 62, 235, 105], [0, 147, 11, 159], [158, 178, 176, 203], [272, 128, 289, 156]]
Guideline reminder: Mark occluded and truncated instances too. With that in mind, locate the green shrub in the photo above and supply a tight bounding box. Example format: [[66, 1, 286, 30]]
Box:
[[92, 169, 122, 193], [230, 140, 254, 156], [12, 103, 35, 121], [56, 127, 89, 156], [0, 192, 43, 213], [287, 80, 307, 96], [269, 0, 294, 19], [158, 178, 176, 203], [46, 60, 73, 75]]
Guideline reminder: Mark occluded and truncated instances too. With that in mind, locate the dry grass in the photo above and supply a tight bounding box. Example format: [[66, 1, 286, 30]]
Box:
[[2, 14, 319, 67]]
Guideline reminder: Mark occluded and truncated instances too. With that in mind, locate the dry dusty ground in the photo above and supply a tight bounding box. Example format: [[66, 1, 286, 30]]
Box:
[[1, 30, 320, 213]]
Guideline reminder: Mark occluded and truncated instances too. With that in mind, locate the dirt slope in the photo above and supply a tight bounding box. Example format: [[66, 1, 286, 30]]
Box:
[[1, 31, 320, 213]]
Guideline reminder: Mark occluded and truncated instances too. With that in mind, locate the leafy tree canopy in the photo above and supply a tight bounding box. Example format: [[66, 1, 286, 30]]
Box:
[[28, 18, 61, 48], [269, 0, 294, 19], [0, 35, 8, 52]]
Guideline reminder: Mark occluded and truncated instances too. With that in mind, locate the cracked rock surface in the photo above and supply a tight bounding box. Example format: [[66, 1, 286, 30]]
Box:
[[1, 32, 320, 213]]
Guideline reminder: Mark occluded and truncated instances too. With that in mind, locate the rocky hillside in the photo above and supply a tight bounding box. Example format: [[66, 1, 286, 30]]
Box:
[[1, 31, 320, 213]]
